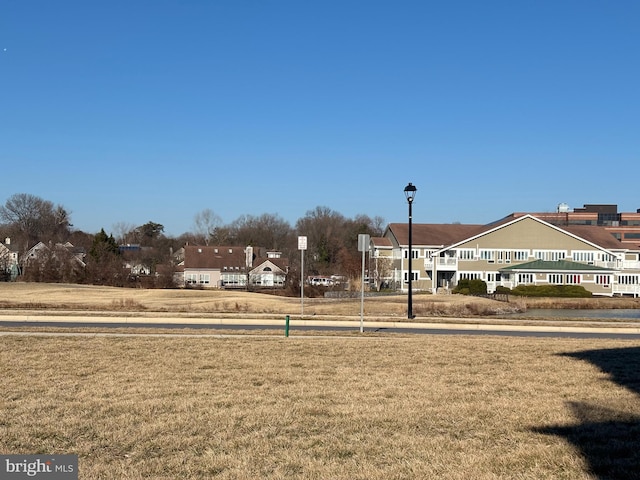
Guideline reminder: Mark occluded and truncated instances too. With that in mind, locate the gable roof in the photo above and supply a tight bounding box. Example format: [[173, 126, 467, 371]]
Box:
[[371, 236, 392, 248], [500, 259, 613, 272], [561, 225, 626, 250], [249, 258, 288, 275], [183, 245, 248, 270], [387, 223, 486, 247], [183, 245, 290, 272], [436, 215, 623, 255]]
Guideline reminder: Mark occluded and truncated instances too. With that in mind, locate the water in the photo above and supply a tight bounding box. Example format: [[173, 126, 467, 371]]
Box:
[[508, 309, 640, 320]]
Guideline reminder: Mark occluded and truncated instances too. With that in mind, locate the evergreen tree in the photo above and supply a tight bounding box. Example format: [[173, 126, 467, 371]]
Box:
[[89, 229, 119, 261]]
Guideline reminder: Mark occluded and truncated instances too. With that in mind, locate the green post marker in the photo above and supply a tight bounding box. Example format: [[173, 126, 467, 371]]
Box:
[[285, 315, 290, 337]]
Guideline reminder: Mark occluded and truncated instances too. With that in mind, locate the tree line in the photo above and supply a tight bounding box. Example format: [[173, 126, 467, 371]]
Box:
[[0, 193, 387, 288]]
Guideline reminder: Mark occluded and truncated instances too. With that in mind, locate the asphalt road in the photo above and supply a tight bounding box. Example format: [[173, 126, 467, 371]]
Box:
[[2, 319, 640, 339]]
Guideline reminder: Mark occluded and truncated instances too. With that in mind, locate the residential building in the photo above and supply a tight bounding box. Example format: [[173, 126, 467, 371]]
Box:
[[181, 245, 288, 288], [383, 215, 640, 297], [0, 238, 19, 280]]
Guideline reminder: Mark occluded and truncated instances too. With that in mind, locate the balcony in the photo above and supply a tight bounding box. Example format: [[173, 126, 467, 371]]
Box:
[[622, 260, 640, 271], [424, 257, 458, 270], [613, 283, 640, 297]]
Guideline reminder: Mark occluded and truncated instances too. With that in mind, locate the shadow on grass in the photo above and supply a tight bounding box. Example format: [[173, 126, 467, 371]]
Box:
[[534, 347, 640, 479]]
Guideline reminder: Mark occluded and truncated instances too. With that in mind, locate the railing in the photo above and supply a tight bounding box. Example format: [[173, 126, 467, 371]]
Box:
[[613, 284, 640, 297], [424, 257, 458, 269], [593, 261, 619, 269], [475, 293, 510, 302]]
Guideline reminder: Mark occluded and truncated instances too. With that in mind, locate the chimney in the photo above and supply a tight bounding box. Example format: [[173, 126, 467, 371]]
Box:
[[5, 238, 9, 245]]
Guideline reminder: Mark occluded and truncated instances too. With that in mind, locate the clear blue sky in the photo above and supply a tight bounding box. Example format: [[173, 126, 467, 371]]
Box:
[[2, 1, 639, 236]]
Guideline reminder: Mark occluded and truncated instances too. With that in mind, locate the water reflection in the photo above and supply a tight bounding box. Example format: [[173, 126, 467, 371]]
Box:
[[509, 309, 640, 320]]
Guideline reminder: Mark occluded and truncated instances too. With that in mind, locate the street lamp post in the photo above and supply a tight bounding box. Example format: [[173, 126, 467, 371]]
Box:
[[404, 182, 417, 319]]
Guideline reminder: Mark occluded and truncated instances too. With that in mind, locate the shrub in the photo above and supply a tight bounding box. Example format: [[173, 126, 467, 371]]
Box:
[[452, 279, 470, 294], [510, 284, 592, 298], [453, 278, 487, 295], [468, 279, 487, 295]]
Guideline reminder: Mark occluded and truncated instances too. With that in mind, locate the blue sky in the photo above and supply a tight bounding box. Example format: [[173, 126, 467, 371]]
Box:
[[2, 1, 639, 236]]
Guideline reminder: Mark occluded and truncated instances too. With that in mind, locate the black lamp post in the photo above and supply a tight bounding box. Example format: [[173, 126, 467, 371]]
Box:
[[404, 182, 417, 319]]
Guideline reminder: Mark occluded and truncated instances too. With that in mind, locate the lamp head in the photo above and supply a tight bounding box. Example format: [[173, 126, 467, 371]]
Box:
[[404, 182, 417, 203]]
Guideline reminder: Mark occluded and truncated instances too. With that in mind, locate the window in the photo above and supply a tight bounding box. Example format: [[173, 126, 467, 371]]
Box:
[[596, 275, 611, 286], [479, 250, 495, 262], [404, 271, 418, 282], [459, 272, 481, 280], [518, 273, 534, 284], [513, 250, 528, 261], [534, 250, 566, 261], [199, 274, 210, 285], [548, 274, 563, 284], [618, 275, 639, 285], [565, 274, 581, 284], [573, 251, 594, 263], [404, 249, 419, 259], [458, 249, 475, 260], [497, 250, 511, 264]]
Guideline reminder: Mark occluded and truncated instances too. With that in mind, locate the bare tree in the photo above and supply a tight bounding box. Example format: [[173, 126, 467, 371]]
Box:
[[295, 206, 347, 274], [112, 222, 137, 245], [193, 209, 222, 245], [0, 193, 72, 250], [229, 213, 294, 250], [294, 208, 387, 280]]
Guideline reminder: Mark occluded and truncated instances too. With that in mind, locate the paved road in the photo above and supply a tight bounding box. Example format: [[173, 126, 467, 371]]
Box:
[[3, 318, 640, 339]]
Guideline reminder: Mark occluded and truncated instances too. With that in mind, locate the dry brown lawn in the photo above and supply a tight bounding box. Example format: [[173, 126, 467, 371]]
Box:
[[0, 282, 513, 319], [1, 282, 638, 321], [2, 334, 640, 479]]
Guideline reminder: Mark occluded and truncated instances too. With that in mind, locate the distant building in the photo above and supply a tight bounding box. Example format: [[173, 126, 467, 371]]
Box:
[[181, 245, 288, 288], [503, 204, 640, 249]]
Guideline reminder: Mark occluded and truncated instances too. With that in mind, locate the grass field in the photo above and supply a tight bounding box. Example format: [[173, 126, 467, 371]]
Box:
[[1, 282, 639, 319], [2, 333, 640, 479]]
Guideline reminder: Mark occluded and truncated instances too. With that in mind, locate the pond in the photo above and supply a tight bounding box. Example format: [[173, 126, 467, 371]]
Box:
[[508, 309, 640, 320]]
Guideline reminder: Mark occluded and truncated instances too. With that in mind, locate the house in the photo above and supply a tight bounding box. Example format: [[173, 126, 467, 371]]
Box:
[[383, 215, 640, 297], [182, 245, 288, 288], [0, 238, 19, 280], [369, 236, 394, 290], [23, 241, 87, 268], [19, 241, 87, 281], [249, 251, 288, 288]]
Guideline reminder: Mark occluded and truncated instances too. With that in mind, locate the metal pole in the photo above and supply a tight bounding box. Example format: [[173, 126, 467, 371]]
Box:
[[408, 198, 414, 319], [301, 249, 304, 317], [360, 246, 365, 333]]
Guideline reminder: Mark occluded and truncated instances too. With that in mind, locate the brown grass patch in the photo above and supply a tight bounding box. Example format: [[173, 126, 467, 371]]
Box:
[[0, 283, 517, 317], [1, 283, 639, 323], [2, 334, 640, 478]]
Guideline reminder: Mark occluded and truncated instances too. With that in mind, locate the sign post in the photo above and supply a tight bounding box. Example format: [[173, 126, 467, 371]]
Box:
[[358, 234, 370, 333], [298, 236, 307, 317]]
